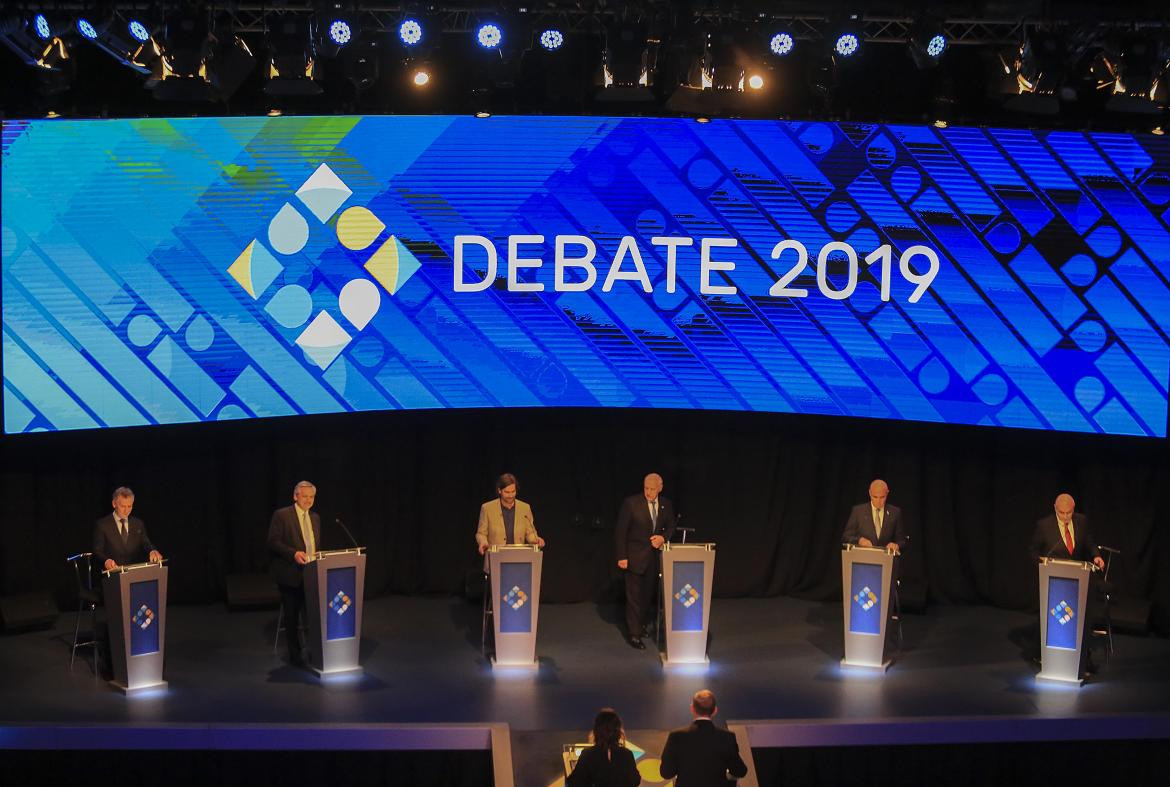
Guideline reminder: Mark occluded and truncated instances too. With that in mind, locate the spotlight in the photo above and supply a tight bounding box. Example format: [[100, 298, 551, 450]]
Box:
[[601, 20, 652, 97], [1106, 33, 1168, 114], [33, 14, 51, 41], [770, 32, 794, 57], [76, 18, 98, 40], [908, 20, 947, 70], [412, 68, 430, 86], [399, 18, 422, 46], [540, 29, 564, 52], [835, 33, 859, 58], [127, 20, 150, 43], [747, 73, 764, 90], [328, 19, 351, 46], [477, 23, 502, 50], [264, 15, 322, 96]]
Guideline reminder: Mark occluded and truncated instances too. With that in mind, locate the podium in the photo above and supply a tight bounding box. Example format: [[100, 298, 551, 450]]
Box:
[[102, 561, 168, 694], [1037, 557, 1094, 685], [841, 545, 894, 670], [303, 548, 366, 676], [661, 542, 715, 666], [488, 544, 543, 668]]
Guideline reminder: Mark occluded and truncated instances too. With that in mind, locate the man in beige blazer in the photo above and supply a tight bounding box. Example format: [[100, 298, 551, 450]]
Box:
[[476, 473, 545, 553]]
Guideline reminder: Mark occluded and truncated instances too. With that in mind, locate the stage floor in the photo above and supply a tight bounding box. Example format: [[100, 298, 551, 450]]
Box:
[[3, 594, 1168, 740]]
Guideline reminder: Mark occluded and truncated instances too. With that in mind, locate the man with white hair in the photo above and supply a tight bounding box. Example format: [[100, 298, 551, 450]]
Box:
[[615, 472, 676, 649], [1030, 493, 1105, 568], [268, 480, 321, 667], [843, 479, 905, 555]]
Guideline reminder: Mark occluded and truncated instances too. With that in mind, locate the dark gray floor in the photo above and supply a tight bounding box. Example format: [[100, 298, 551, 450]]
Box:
[[2, 595, 1168, 736]]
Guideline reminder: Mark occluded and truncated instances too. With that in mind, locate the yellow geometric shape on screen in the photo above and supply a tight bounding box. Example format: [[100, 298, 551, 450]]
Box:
[[364, 235, 421, 295], [228, 240, 258, 297], [336, 206, 385, 250], [636, 757, 667, 782]]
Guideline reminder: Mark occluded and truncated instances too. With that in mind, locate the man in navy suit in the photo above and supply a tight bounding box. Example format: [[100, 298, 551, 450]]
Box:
[[615, 472, 676, 649], [843, 479, 905, 556], [660, 689, 749, 786], [267, 480, 322, 666], [93, 487, 163, 571], [1030, 493, 1105, 569]]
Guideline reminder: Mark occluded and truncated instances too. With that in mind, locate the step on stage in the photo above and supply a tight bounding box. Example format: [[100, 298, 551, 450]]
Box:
[[2, 596, 1168, 786]]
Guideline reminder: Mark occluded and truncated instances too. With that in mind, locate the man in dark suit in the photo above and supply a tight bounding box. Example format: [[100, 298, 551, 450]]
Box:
[[267, 480, 322, 667], [93, 487, 163, 571], [1030, 493, 1105, 568], [660, 689, 749, 786], [615, 472, 676, 649], [842, 479, 905, 555]]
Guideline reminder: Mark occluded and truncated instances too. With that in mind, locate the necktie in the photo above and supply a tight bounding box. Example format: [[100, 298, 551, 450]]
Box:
[[119, 518, 128, 542], [299, 509, 315, 556], [873, 508, 883, 540], [651, 500, 658, 526], [1062, 522, 1074, 556]]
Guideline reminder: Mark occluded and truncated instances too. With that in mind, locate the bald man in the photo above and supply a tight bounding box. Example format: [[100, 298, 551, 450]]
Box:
[[659, 689, 748, 787], [843, 479, 905, 555], [615, 472, 676, 649], [1030, 493, 1105, 569]]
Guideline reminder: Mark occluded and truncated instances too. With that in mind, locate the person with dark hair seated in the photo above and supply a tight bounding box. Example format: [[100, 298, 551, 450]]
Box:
[[567, 707, 641, 787]]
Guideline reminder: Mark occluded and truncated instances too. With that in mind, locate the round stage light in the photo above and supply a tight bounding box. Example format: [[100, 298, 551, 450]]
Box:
[[128, 20, 150, 42], [477, 23, 502, 49], [77, 18, 98, 39], [413, 69, 430, 87], [399, 19, 422, 46], [540, 29, 564, 51], [835, 33, 859, 57], [329, 20, 352, 46], [926, 34, 946, 58], [33, 14, 51, 40], [770, 32, 794, 56], [747, 74, 765, 90]]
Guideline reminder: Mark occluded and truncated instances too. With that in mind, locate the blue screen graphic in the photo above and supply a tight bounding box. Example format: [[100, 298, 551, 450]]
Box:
[[3, 116, 1168, 435]]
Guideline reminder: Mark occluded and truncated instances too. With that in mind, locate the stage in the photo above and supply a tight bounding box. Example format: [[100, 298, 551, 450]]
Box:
[[2, 595, 1168, 784]]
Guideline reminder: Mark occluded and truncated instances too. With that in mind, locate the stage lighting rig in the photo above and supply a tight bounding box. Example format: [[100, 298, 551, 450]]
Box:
[[476, 22, 503, 50], [265, 15, 323, 96], [599, 17, 654, 102], [706, 25, 749, 91], [1106, 33, 1169, 114], [150, 9, 256, 102], [769, 31, 794, 58], [908, 20, 947, 70], [72, 13, 159, 75], [540, 28, 564, 52], [0, 13, 70, 70], [1005, 26, 1070, 115]]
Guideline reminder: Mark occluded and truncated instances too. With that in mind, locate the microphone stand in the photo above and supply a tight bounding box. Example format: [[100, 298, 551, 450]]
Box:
[[334, 517, 361, 549]]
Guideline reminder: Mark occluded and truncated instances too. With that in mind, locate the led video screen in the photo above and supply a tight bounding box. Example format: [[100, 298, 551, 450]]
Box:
[[3, 116, 1168, 435]]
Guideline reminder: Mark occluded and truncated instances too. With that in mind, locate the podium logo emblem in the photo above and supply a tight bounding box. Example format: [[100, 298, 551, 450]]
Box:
[[503, 585, 528, 610], [330, 591, 352, 615], [1050, 600, 1074, 626], [853, 586, 878, 611], [674, 583, 700, 608], [133, 604, 155, 630]]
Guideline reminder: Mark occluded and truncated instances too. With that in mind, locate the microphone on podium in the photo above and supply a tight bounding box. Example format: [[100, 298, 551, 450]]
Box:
[[334, 517, 360, 548]]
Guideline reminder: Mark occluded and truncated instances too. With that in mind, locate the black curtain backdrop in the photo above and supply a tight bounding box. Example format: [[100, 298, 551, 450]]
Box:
[[2, 407, 1168, 633]]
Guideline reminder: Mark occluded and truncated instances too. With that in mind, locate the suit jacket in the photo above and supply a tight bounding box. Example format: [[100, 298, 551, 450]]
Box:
[[566, 744, 640, 787], [659, 719, 748, 787], [843, 502, 906, 551], [1030, 513, 1100, 563], [615, 494, 677, 575], [267, 504, 322, 588], [476, 499, 538, 549], [93, 514, 156, 568]]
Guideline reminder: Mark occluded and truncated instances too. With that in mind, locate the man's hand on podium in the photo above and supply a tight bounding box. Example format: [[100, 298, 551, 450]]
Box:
[[1093, 556, 1105, 570], [479, 542, 489, 555], [886, 544, 900, 556], [649, 535, 665, 549], [148, 550, 163, 564], [294, 550, 309, 565], [617, 559, 628, 570], [535, 537, 546, 548], [858, 537, 873, 548], [104, 559, 117, 571]]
